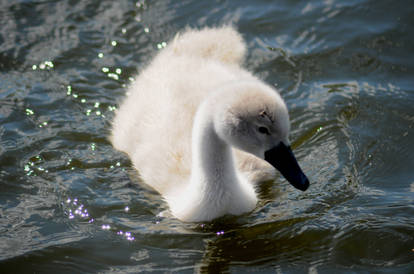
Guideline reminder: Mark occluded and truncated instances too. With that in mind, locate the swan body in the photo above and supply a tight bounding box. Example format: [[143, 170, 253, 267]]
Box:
[[111, 26, 309, 222]]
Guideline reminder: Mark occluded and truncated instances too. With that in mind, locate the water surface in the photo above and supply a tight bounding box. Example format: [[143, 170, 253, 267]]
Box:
[[1, 0, 413, 273]]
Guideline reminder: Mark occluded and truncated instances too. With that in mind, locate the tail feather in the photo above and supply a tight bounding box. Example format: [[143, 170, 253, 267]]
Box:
[[169, 26, 246, 65]]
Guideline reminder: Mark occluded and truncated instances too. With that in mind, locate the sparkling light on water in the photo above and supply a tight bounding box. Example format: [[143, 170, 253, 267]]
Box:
[[33, 61, 54, 70], [157, 42, 167, 49], [24, 154, 49, 176], [66, 85, 72, 95], [25, 108, 34, 116], [107, 73, 119, 80], [65, 197, 135, 242], [64, 198, 91, 220], [102, 224, 111, 230]]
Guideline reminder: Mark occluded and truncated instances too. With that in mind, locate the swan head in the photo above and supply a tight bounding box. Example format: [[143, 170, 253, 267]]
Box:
[[214, 81, 309, 191]]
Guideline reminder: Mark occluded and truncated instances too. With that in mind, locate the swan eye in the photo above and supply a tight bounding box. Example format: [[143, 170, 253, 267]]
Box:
[[258, 126, 270, 135]]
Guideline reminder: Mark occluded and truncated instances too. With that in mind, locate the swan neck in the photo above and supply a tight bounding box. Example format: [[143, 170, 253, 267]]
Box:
[[170, 91, 258, 222], [191, 104, 237, 189]]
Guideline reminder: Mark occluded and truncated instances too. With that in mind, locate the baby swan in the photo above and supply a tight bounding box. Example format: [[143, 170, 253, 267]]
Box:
[[111, 26, 309, 222]]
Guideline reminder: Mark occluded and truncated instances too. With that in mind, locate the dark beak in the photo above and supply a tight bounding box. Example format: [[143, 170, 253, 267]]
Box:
[[264, 143, 309, 191]]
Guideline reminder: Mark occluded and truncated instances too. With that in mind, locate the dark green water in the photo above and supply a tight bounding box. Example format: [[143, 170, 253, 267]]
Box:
[[1, 0, 413, 273]]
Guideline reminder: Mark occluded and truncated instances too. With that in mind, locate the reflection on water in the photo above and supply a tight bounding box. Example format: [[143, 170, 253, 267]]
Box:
[[1, 0, 414, 272]]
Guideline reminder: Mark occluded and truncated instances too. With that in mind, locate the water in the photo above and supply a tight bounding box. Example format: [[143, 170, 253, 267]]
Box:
[[1, 0, 413, 272]]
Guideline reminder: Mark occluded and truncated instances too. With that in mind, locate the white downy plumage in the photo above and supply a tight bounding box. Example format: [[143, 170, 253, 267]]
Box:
[[111, 26, 309, 222]]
